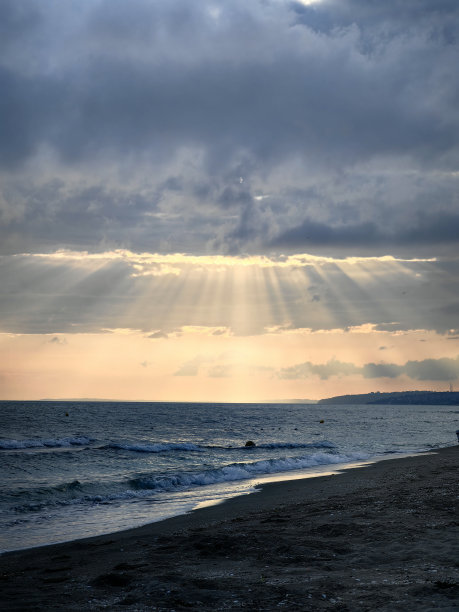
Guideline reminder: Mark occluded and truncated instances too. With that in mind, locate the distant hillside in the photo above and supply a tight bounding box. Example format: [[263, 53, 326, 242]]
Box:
[[318, 391, 459, 405], [268, 399, 317, 404]]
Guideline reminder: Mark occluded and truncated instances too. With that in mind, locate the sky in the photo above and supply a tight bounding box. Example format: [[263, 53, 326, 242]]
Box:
[[1, 0, 459, 402]]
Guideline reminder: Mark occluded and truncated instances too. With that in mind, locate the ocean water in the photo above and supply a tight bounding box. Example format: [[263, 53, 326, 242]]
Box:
[[0, 400, 457, 553]]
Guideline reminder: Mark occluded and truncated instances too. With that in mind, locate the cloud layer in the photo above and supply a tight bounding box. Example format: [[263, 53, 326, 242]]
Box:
[[1, 251, 458, 336], [278, 355, 459, 382], [1, 0, 459, 255]]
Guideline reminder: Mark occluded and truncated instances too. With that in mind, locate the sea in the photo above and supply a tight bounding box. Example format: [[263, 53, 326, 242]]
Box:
[[1, 400, 457, 553]]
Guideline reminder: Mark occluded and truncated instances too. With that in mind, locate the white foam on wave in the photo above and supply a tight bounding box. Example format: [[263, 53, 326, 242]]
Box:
[[0, 436, 92, 450], [108, 442, 204, 453], [131, 450, 370, 493], [10, 450, 371, 513]]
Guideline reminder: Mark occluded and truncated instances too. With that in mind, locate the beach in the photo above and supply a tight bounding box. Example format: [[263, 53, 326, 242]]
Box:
[[1, 446, 458, 611]]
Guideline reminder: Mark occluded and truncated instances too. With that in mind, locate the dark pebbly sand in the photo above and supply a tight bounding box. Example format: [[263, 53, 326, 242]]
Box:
[[1, 446, 458, 611]]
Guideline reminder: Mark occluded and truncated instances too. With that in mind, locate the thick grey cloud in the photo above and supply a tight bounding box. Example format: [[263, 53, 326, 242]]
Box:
[[363, 356, 459, 382], [279, 355, 459, 382], [279, 359, 360, 380], [403, 357, 459, 381], [1, 0, 459, 255], [270, 211, 459, 252], [362, 363, 403, 379], [3, 0, 457, 169]]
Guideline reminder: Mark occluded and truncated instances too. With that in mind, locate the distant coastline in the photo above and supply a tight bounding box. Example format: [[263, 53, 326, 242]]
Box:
[[3, 392, 458, 406], [318, 390, 459, 405]]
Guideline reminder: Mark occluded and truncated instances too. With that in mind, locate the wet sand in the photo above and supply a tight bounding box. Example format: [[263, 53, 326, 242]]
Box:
[[1, 446, 458, 611]]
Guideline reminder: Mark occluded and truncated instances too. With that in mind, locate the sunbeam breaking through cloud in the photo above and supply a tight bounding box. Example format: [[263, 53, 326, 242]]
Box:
[[1, 0, 459, 400], [1, 248, 459, 400]]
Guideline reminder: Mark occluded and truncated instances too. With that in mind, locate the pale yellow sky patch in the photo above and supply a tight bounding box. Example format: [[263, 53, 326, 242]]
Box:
[[30, 249, 436, 269]]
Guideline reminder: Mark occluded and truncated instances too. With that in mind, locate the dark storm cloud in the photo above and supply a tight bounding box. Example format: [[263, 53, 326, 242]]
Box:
[[0, 67, 63, 167], [3, 0, 458, 170], [2, 0, 458, 168], [270, 211, 459, 250], [1, 0, 459, 255], [0, 178, 200, 255]]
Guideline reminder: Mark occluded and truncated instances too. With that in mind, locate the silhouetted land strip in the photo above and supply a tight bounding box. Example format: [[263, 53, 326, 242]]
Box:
[[1, 447, 458, 611], [318, 390, 459, 405]]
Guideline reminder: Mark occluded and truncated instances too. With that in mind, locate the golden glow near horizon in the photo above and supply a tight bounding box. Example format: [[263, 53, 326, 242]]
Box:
[[1, 326, 457, 402], [1, 249, 458, 402]]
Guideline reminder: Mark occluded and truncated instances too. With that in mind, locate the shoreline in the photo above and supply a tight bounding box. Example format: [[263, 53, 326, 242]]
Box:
[[2, 446, 458, 610], [0, 449, 433, 556]]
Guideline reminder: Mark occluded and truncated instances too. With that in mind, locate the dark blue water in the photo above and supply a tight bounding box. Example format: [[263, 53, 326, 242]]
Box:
[[1, 401, 457, 552]]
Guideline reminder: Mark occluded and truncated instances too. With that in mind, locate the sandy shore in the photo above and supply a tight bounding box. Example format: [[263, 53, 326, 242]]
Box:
[[1, 446, 458, 611]]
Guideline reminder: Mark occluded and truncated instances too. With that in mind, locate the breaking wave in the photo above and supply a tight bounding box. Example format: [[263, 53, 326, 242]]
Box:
[[0, 436, 93, 450], [130, 451, 369, 493], [9, 451, 370, 513]]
